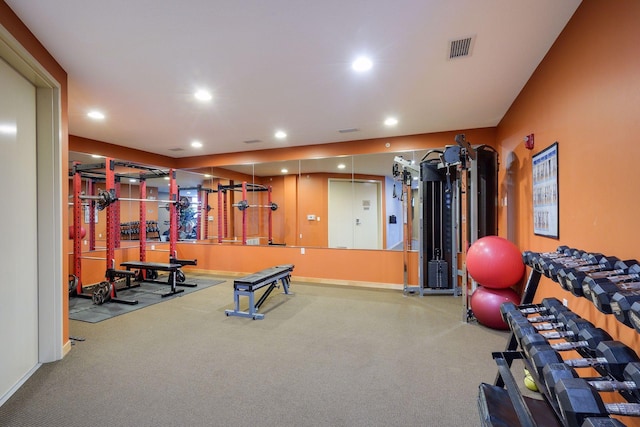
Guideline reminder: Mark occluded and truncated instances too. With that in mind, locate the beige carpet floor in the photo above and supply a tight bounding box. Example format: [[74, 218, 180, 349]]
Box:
[[0, 277, 511, 427]]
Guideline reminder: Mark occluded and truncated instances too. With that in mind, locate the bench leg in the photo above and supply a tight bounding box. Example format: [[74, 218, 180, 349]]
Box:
[[281, 275, 293, 295], [225, 289, 265, 320], [160, 270, 185, 298], [255, 282, 277, 310]]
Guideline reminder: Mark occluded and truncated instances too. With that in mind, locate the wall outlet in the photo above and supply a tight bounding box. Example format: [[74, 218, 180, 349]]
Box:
[[301, 247, 305, 255]]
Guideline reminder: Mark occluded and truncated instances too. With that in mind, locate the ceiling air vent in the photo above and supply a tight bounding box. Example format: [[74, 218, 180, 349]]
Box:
[[338, 128, 360, 134], [168, 148, 185, 152], [449, 36, 474, 59], [243, 139, 262, 144]]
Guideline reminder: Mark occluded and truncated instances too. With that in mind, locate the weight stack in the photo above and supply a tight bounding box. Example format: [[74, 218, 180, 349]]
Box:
[[428, 259, 448, 288]]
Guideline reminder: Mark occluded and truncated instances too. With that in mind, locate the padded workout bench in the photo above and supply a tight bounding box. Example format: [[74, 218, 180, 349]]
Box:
[[120, 261, 187, 297], [225, 264, 294, 320]]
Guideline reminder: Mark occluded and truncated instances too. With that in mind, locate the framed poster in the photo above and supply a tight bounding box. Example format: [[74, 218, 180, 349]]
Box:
[[532, 142, 559, 238]]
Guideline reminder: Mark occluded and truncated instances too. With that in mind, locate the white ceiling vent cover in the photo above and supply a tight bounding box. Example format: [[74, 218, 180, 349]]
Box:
[[338, 128, 360, 134], [449, 36, 474, 59]]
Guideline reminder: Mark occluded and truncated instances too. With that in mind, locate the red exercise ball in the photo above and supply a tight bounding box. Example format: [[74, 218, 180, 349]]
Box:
[[68, 225, 87, 240], [470, 286, 520, 330], [467, 235, 524, 289]]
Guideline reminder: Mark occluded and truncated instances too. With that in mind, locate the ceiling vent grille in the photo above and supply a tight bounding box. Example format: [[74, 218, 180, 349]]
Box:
[[338, 128, 360, 134], [449, 36, 474, 59], [243, 139, 262, 144], [168, 147, 185, 152]]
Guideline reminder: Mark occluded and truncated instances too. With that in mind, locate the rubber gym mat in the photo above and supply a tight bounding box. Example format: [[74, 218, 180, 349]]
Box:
[[69, 275, 226, 323]]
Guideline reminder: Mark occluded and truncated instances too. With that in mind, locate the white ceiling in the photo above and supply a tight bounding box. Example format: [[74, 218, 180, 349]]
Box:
[[6, 1, 581, 160]]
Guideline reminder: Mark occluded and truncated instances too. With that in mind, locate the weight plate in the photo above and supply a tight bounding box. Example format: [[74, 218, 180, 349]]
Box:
[[176, 269, 186, 283]]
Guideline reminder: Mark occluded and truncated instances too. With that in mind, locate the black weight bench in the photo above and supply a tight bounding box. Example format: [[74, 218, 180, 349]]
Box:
[[170, 257, 197, 266], [225, 264, 294, 320], [120, 261, 187, 297]]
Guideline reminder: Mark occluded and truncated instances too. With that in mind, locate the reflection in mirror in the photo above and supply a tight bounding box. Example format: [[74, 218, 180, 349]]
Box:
[[68, 153, 216, 253], [201, 160, 299, 246], [68, 149, 429, 252], [214, 151, 430, 250], [295, 151, 426, 250]]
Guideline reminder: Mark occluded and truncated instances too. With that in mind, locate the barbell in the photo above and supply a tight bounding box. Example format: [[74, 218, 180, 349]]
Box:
[[79, 189, 181, 211], [233, 200, 278, 211]]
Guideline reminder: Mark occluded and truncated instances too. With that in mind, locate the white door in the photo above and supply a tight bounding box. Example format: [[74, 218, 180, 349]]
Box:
[[0, 57, 39, 400], [328, 180, 381, 249]]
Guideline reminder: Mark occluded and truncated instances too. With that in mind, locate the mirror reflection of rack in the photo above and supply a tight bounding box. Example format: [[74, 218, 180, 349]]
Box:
[[68, 150, 427, 251]]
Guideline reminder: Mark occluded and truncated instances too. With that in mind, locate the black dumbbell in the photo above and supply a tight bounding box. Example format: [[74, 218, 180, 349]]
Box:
[[523, 245, 572, 267], [610, 290, 640, 328], [590, 279, 640, 315], [521, 326, 612, 360], [499, 298, 566, 323], [558, 258, 636, 296], [544, 361, 640, 401], [627, 301, 640, 334], [512, 317, 594, 350], [537, 250, 593, 278], [530, 340, 639, 381], [507, 309, 581, 339], [547, 254, 619, 284], [583, 266, 640, 300], [556, 376, 640, 427], [507, 308, 579, 336], [530, 249, 584, 275]]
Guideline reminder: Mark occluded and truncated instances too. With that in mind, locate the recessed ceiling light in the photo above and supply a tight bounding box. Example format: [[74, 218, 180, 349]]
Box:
[[91, 154, 103, 158], [337, 164, 346, 169], [0, 124, 17, 134], [352, 56, 373, 72], [384, 117, 398, 126], [281, 168, 288, 174], [191, 140, 203, 148], [194, 90, 212, 101], [275, 130, 287, 139], [129, 178, 137, 183], [87, 110, 105, 120], [204, 174, 212, 178]]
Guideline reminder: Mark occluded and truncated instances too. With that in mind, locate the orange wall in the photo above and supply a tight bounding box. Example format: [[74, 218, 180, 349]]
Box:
[[497, 0, 640, 258], [496, 0, 640, 378], [1, 2, 70, 343], [174, 242, 418, 288]]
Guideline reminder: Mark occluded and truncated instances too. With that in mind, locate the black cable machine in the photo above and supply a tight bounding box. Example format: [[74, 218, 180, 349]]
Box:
[[393, 134, 498, 302]]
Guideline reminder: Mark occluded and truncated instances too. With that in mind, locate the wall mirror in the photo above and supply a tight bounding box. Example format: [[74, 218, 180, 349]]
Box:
[[219, 150, 427, 250], [69, 150, 427, 251]]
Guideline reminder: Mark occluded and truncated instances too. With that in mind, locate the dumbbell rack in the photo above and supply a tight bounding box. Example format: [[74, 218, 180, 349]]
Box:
[[481, 260, 640, 427], [480, 267, 564, 426]]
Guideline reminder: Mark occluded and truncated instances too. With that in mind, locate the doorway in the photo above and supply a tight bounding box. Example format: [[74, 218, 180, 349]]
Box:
[[328, 179, 382, 249]]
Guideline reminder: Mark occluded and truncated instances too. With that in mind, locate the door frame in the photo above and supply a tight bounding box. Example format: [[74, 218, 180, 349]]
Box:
[[0, 22, 63, 404]]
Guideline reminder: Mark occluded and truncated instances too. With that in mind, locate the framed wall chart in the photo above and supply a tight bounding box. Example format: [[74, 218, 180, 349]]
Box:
[[532, 142, 559, 238]]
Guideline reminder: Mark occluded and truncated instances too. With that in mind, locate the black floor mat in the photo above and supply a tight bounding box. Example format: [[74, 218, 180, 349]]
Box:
[[69, 275, 226, 323]]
